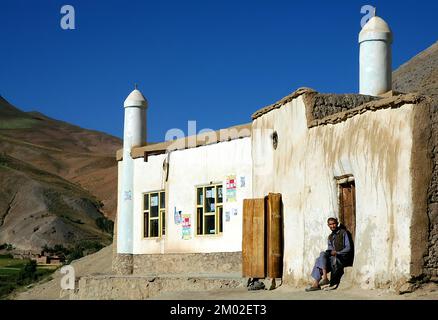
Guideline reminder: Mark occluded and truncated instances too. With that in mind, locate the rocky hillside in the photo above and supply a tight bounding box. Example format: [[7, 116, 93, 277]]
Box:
[[393, 40, 438, 278], [393, 41, 438, 102], [0, 96, 121, 252]]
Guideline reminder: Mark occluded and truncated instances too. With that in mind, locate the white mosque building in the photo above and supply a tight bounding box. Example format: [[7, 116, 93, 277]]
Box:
[[111, 15, 434, 290]]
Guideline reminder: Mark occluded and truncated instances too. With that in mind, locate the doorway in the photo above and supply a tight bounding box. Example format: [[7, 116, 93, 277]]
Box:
[[338, 176, 356, 241], [242, 193, 283, 279]]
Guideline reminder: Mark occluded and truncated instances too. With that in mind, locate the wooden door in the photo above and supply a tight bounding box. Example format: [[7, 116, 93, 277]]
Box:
[[266, 193, 283, 278], [339, 181, 356, 241], [242, 198, 265, 278]]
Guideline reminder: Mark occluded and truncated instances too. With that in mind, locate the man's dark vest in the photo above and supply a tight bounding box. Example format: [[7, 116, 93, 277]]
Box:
[[328, 228, 346, 252], [328, 228, 354, 267]]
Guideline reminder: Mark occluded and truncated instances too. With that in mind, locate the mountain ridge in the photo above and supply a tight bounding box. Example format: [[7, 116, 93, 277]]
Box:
[[0, 96, 121, 252]]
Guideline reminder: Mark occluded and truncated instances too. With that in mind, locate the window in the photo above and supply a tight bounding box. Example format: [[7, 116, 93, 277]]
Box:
[[196, 184, 223, 235], [143, 191, 166, 238]]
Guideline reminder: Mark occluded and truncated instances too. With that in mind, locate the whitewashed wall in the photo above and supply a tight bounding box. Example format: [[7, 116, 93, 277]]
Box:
[[252, 96, 416, 288], [130, 137, 252, 254]]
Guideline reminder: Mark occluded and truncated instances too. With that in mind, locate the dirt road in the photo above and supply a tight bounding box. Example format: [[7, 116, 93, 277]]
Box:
[[8, 244, 438, 300]]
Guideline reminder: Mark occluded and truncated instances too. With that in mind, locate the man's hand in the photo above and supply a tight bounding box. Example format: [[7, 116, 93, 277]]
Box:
[[330, 250, 337, 256]]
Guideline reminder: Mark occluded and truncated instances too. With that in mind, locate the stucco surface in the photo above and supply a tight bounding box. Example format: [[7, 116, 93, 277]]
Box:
[[130, 137, 252, 254], [252, 95, 425, 288]]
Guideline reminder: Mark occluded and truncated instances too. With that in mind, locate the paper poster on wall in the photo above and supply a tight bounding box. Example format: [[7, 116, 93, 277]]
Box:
[[124, 190, 132, 201], [240, 176, 246, 188], [226, 175, 237, 202], [232, 208, 238, 216], [174, 207, 181, 224], [225, 211, 231, 222], [181, 214, 191, 240]]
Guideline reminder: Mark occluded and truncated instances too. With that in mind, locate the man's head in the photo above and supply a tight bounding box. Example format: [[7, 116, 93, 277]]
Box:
[[327, 217, 339, 231]]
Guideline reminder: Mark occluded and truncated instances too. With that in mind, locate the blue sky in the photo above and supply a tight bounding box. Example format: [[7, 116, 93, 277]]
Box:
[[1, 0, 437, 142]]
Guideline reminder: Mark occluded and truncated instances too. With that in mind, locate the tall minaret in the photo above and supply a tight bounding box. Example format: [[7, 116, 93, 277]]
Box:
[[117, 85, 147, 257], [359, 13, 393, 96]]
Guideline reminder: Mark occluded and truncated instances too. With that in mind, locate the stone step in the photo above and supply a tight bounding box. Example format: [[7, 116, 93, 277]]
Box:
[[65, 274, 246, 300]]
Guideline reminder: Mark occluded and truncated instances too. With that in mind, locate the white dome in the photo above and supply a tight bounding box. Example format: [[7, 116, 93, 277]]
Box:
[[360, 16, 392, 34], [124, 89, 148, 108]]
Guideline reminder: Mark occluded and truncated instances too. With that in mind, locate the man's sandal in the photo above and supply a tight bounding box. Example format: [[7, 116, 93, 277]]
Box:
[[319, 279, 330, 287], [305, 286, 321, 292], [323, 284, 339, 291]]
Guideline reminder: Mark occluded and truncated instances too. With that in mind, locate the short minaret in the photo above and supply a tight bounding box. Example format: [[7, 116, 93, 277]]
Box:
[[117, 86, 147, 257], [359, 14, 393, 96]]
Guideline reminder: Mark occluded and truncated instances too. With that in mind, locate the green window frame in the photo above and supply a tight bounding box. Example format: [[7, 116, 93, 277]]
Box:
[[143, 191, 166, 238], [196, 184, 223, 235]]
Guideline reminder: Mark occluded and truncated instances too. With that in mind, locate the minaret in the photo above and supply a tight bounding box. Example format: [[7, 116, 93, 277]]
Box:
[[117, 85, 147, 259], [359, 13, 393, 96]]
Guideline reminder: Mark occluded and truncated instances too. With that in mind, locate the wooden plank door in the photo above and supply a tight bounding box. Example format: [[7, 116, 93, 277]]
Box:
[[339, 181, 356, 241], [242, 198, 265, 278], [266, 193, 283, 279]]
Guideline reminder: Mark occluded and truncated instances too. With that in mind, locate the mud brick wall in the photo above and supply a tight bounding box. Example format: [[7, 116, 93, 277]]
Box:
[[310, 93, 380, 120], [425, 101, 438, 279]]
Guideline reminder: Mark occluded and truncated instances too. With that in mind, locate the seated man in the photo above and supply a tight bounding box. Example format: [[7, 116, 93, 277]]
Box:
[[305, 217, 353, 292]]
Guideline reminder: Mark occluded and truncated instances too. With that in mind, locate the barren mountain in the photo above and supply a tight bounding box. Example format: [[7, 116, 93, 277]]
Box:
[[0, 96, 121, 252], [393, 40, 438, 102]]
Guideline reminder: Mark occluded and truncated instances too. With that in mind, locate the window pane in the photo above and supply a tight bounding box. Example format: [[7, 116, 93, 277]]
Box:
[[144, 213, 149, 237], [150, 219, 159, 237], [197, 208, 203, 235], [205, 215, 216, 234], [161, 210, 165, 236], [150, 193, 159, 217], [197, 188, 203, 206], [205, 187, 215, 213], [217, 185, 223, 203], [160, 192, 165, 209], [218, 206, 223, 233], [144, 194, 149, 210]]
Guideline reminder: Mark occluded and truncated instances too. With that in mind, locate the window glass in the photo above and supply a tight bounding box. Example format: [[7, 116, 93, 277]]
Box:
[[161, 210, 166, 236], [143, 191, 165, 238], [196, 185, 224, 235], [197, 188, 203, 206], [160, 192, 165, 208], [205, 187, 215, 213], [150, 219, 159, 237], [150, 193, 159, 217], [217, 185, 223, 203], [144, 194, 149, 210], [218, 206, 223, 233], [197, 207, 203, 235], [205, 215, 216, 234], [144, 213, 149, 237]]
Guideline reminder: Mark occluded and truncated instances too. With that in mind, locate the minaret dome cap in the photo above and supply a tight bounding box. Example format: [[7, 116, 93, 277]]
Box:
[[359, 16, 392, 44], [124, 88, 148, 108], [361, 16, 391, 33]]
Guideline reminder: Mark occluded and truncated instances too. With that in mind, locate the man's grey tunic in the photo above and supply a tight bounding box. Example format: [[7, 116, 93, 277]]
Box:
[[311, 228, 351, 282]]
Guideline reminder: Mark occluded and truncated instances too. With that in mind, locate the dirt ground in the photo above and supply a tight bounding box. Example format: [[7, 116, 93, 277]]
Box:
[[150, 282, 438, 300], [8, 244, 438, 300]]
